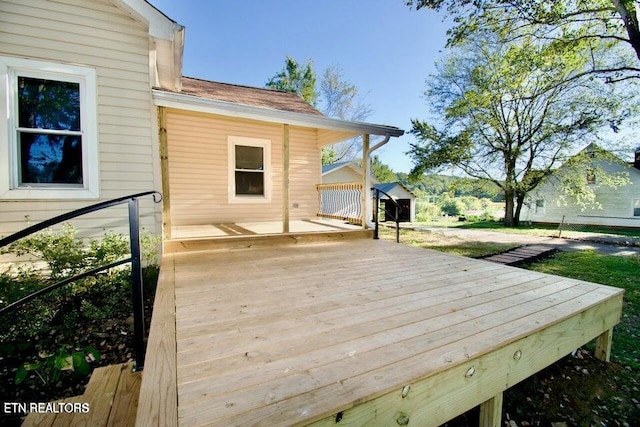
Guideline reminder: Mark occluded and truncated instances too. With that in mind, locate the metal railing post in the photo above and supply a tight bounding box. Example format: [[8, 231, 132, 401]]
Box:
[[395, 204, 400, 243], [128, 197, 146, 371], [374, 189, 380, 240]]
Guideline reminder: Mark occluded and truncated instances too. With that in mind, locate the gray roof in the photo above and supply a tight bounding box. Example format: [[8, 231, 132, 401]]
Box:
[[373, 182, 417, 198], [321, 162, 353, 174]]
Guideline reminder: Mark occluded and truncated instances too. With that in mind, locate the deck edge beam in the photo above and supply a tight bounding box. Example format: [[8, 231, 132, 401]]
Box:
[[306, 292, 623, 427]]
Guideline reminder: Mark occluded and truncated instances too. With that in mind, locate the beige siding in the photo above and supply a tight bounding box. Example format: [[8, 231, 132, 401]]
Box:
[[289, 126, 322, 220], [166, 109, 322, 226], [0, 0, 161, 238]]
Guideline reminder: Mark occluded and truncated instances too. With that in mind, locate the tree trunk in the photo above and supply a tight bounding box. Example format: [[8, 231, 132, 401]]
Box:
[[504, 189, 515, 227], [611, 0, 640, 61], [514, 192, 526, 227]]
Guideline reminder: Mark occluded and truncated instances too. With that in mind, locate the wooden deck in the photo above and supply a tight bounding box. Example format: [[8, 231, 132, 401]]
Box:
[[137, 238, 623, 427]]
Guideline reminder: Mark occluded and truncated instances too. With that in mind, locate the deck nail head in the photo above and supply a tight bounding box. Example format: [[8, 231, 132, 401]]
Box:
[[465, 366, 476, 378], [401, 385, 411, 398], [514, 350, 522, 360], [396, 413, 410, 425]]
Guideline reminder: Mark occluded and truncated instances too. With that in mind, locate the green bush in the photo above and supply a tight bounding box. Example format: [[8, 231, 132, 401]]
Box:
[[0, 225, 160, 383]]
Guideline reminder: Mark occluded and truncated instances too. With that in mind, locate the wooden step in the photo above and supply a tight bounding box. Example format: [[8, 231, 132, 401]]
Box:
[[22, 362, 141, 427], [484, 245, 556, 265], [164, 229, 373, 253]]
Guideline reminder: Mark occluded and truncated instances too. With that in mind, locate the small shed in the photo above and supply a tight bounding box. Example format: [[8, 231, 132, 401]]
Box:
[[321, 162, 377, 185], [373, 182, 416, 222]]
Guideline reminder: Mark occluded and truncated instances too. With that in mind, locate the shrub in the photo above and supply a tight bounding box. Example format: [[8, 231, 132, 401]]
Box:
[[0, 224, 160, 350]]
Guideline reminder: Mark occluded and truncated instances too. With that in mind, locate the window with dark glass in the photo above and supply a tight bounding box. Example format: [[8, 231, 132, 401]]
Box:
[[634, 199, 640, 217], [234, 145, 264, 195], [17, 76, 83, 186]]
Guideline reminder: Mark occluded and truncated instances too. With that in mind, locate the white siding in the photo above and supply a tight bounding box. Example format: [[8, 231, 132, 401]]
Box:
[[0, 0, 161, 238], [523, 163, 640, 228], [166, 109, 322, 226]]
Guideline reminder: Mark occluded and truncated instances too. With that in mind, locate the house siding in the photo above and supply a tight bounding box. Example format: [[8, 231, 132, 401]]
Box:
[[523, 163, 640, 228], [322, 167, 363, 184], [165, 109, 321, 226], [0, 0, 161, 238]]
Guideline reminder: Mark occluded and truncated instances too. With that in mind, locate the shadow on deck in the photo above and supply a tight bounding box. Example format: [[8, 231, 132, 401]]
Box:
[[136, 234, 623, 426]]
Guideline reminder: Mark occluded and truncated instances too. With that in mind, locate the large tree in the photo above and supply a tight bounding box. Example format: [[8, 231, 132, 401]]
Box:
[[409, 24, 636, 226], [406, 0, 640, 82], [266, 56, 319, 106], [320, 66, 373, 162], [267, 59, 373, 164]]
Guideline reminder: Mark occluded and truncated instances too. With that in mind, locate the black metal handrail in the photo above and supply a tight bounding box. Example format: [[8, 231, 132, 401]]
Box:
[[0, 190, 162, 371], [372, 187, 401, 243]]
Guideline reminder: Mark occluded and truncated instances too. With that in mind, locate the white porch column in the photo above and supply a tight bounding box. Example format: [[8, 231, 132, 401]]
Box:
[[362, 134, 370, 229]]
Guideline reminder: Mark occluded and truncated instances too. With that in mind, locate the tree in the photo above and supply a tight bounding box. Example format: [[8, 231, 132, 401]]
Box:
[[267, 59, 374, 165], [409, 24, 636, 226], [406, 0, 640, 82], [370, 155, 397, 182], [320, 67, 373, 162], [266, 56, 319, 105]]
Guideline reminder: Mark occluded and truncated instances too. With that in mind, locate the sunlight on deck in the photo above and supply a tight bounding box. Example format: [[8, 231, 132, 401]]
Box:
[[171, 219, 360, 239]]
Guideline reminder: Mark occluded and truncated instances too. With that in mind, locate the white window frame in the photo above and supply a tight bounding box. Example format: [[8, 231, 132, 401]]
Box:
[[633, 198, 640, 217], [0, 56, 99, 200], [535, 198, 545, 215], [227, 136, 271, 203]]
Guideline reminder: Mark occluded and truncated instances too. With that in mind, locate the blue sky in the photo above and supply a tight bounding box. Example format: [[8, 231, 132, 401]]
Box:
[[149, 0, 451, 173]]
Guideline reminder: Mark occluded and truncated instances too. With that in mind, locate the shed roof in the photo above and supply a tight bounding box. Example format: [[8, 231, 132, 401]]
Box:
[[373, 182, 417, 198], [180, 77, 324, 116], [321, 162, 355, 175]]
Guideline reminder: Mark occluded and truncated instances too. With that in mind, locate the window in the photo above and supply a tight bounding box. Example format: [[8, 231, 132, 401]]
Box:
[[535, 199, 545, 214], [634, 199, 640, 217], [0, 56, 98, 199], [228, 136, 271, 202], [586, 169, 596, 185]]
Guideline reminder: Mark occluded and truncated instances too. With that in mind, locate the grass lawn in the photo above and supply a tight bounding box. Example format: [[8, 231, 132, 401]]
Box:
[[382, 225, 639, 426]]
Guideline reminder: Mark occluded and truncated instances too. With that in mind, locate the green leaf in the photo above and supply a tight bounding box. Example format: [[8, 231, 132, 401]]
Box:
[[55, 354, 74, 371], [72, 352, 90, 376], [15, 364, 28, 384]]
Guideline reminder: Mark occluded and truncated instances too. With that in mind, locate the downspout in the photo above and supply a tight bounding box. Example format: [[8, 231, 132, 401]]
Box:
[[364, 134, 391, 229]]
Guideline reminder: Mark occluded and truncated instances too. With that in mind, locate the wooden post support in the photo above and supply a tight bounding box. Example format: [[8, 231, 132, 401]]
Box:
[[282, 124, 290, 233], [361, 134, 370, 229], [158, 107, 172, 240], [479, 392, 503, 427], [595, 327, 613, 362]]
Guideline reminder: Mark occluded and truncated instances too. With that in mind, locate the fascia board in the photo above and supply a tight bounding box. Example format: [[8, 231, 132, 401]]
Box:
[[152, 89, 404, 137]]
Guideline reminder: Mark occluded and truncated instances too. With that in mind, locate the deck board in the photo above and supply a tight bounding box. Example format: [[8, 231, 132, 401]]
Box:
[[143, 238, 623, 426]]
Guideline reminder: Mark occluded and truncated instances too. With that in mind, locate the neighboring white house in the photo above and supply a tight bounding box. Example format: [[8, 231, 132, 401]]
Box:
[[322, 162, 416, 222], [522, 145, 640, 228]]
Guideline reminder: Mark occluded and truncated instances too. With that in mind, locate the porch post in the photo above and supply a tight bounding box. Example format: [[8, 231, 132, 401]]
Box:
[[158, 106, 172, 240], [362, 134, 370, 229], [283, 124, 290, 233]]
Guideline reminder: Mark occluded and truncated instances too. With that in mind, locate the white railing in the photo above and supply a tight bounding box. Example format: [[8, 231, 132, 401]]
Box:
[[316, 182, 363, 225]]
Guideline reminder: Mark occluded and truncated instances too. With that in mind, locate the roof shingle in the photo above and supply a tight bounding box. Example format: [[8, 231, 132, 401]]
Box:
[[178, 77, 324, 116]]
